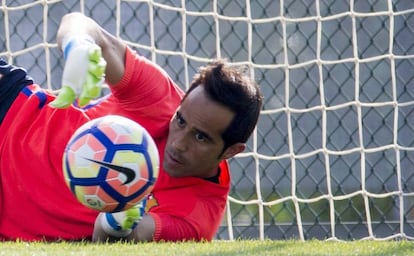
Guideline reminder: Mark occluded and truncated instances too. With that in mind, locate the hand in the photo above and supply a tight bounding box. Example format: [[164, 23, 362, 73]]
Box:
[[99, 202, 145, 238], [49, 35, 106, 108]]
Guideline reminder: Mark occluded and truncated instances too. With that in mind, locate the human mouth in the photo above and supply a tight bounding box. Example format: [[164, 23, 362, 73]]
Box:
[[166, 150, 183, 167], [164, 151, 185, 178]]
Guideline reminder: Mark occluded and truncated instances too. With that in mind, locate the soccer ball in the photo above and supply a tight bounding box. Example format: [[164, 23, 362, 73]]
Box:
[[62, 115, 159, 212]]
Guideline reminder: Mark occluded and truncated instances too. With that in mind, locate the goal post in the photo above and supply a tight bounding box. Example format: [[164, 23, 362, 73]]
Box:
[[1, 0, 414, 241]]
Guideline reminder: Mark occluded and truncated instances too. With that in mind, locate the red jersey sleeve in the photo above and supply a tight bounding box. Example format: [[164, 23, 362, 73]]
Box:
[[87, 47, 184, 140], [106, 48, 184, 138]]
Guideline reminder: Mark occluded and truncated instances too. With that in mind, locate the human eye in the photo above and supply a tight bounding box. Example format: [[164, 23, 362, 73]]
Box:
[[175, 112, 185, 127], [195, 132, 207, 142], [194, 130, 213, 143]]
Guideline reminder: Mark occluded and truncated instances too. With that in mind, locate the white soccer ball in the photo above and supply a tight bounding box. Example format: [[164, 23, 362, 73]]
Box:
[[62, 115, 159, 212]]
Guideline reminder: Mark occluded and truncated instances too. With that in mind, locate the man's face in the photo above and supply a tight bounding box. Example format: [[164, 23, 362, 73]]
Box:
[[163, 86, 236, 178]]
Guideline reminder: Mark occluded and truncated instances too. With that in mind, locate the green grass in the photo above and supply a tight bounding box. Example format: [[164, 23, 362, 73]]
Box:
[[1, 239, 414, 256]]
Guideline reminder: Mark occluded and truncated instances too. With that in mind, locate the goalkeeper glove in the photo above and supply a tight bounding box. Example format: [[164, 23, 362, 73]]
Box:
[[100, 201, 145, 238], [49, 34, 106, 108]]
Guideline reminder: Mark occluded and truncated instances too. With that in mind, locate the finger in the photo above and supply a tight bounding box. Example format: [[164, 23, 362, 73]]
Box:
[[49, 86, 76, 108], [78, 77, 102, 107], [88, 46, 102, 63], [88, 60, 106, 80]]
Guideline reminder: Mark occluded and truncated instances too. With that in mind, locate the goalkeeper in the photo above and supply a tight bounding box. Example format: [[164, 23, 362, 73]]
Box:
[[0, 12, 262, 242]]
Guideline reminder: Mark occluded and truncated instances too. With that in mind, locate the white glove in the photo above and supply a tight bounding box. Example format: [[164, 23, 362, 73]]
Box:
[[49, 34, 106, 108], [99, 202, 144, 238]]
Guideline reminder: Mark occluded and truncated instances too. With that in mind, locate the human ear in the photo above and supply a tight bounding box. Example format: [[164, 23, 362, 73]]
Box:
[[221, 143, 246, 160]]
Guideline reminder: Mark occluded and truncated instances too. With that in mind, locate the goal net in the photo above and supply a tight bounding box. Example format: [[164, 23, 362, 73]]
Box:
[[2, 0, 414, 241]]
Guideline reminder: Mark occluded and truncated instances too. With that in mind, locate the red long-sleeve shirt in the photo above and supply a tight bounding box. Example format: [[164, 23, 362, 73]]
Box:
[[0, 48, 230, 241]]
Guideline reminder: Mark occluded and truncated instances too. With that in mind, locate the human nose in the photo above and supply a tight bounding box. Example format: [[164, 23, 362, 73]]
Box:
[[171, 132, 188, 152]]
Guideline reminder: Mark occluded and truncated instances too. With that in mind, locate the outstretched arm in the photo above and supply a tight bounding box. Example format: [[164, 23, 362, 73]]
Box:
[[57, 13, 158, 242]]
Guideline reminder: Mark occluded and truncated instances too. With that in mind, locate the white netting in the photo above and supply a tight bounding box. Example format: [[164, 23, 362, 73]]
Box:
[[1, 0, 414, 241]]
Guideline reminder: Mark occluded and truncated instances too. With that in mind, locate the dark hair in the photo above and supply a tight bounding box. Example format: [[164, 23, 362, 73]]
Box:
[[183, 59, 263, 151]]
